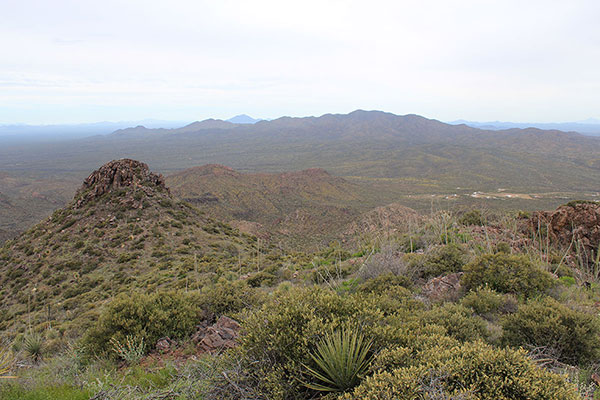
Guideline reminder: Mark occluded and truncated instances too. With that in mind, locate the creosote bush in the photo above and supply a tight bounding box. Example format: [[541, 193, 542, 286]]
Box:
[[83, 290, 202, 355], [197, 279, 263, 316], [341, 341, 579, 400], [357, 273, 412, 293], [461, 287, 517, 319], [462, 253, 554, 297], [421, 243, 467, 278], [420, 303, 489, 342], [501, 296, 600, 365], [239, 287, 387, 399], [459, 209, 484, 226]]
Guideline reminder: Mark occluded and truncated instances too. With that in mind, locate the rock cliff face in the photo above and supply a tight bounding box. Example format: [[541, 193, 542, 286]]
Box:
[[531, 201, 600, 262], [74, 159, 167, 208]]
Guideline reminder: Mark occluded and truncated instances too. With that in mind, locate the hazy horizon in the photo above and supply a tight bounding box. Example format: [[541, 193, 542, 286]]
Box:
[[1, 111, 600, 129], [2, 0, 599, 125]]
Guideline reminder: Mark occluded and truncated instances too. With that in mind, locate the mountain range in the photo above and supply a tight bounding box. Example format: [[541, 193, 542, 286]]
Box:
[[451, 119, 600, 136], [1, 110, 600, 243]]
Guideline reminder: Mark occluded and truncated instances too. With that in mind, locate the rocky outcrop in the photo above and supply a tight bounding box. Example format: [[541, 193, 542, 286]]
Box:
[[423, 272, 463, 300], [74, 159, 167, 208], [192, 316, 241, 353], [530, 202, 600, 262]]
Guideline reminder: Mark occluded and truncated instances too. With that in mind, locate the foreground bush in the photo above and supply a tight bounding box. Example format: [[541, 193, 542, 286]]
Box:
[[421, 243, 467, 278], [197, 279, 263, 316], [341, 341, 578, 400], [501, 297, 600, 365], [84, 290, 202, 354], [420, 303, 489, 342], [462, 253, 554, 297], [461, 287, 517, 319], [234, 286, 496, 399], [239, 287, 388, 398]]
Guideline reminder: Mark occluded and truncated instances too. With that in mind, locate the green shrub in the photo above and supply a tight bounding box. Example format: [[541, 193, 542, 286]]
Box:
[[246, 271, 277, 287], [83, 290, 201, 354], [494, 242, 511, 254], [421, 243, 467, 278], [462, 253, 554, 297], [421, 303, 489, 342], [358, 273, 412, 293], [501, 297, 600, 364], [461, 287, 517, 318], [197, 279, 263, 315], [459, 209, 484, 226], [239, 287, 385, 398], [342, 341, 578, 400], [559, 276, 576, 286]]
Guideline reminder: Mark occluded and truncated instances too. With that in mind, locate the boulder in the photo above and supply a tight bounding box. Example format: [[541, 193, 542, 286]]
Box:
[[192, 316, 241, 353], [423, 272, 463, 300], [155, 337, 174, 352]]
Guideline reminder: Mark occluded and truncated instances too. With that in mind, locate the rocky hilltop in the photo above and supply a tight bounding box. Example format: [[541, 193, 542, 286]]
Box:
[[0, 159, 283, 337], [74, 159, 167, 208]]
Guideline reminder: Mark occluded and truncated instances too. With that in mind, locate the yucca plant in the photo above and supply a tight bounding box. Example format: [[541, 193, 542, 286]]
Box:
[[0, 346, 15, 378], [22, 332, 44, 362], [302, 327, 373, 392]]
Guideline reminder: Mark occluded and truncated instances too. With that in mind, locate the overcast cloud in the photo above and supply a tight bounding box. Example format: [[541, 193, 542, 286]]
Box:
[[1, 0, 599, 124]]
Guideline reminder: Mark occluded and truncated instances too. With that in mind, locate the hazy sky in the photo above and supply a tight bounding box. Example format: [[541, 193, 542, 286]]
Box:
[[1, 0, 599, 124]]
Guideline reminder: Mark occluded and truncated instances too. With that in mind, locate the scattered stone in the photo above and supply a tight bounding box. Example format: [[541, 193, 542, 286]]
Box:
[[192, 316, 241, 353], [155, 337, 174, 352]]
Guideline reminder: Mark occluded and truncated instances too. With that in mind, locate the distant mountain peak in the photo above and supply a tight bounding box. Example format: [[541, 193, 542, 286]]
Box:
[[111, 125, 150, 135], [227, 114, 262, 124], [179, 119, 234, 132]]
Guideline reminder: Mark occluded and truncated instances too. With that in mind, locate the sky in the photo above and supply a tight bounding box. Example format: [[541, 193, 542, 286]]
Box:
[[1, 0, 599, 124]]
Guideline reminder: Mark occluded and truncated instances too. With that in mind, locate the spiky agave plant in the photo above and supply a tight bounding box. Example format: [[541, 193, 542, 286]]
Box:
[[22, 332, 44, 362], [302, 327, 373, 392], [0, 346, 15, 378]]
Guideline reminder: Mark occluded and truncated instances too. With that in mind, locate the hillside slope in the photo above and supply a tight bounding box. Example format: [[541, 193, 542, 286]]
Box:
[[0, 159, 282, 337], [167, 165, 380, 249]]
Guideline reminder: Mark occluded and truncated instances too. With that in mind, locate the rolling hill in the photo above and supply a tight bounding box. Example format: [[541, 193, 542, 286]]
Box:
[[166, 164, 385, 249]]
